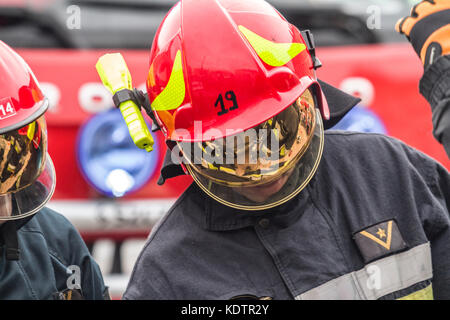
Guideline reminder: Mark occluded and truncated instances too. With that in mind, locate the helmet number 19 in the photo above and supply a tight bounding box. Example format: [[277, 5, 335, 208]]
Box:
[[215, 91, 239, 116]]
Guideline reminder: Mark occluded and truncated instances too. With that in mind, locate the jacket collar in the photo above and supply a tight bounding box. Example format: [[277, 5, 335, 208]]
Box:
[[201, 184, 314, 231]]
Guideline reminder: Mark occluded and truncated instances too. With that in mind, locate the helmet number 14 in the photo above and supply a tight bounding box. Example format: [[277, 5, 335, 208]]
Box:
[[0, 98, 16, 120], [215, 91, 239, 116]]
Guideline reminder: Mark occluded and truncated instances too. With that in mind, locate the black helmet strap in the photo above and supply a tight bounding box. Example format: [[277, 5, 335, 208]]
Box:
[[0, 220, 20, 261]]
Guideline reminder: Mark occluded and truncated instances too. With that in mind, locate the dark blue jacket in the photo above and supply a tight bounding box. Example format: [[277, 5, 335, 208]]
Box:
[[420, 55, 450, 158], [123, 131, 450, 300], [0, 207, 108, 300]]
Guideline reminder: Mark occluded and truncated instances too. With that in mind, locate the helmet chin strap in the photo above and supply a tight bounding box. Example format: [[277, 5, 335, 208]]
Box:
[[0, 223, 20, 261], [0, 194, 23, 261], [0, 194, 20, 260]]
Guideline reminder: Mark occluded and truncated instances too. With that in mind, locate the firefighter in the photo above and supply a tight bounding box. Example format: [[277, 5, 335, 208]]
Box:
[[123, 0, 450, 300], [0, 41, 108, 300]]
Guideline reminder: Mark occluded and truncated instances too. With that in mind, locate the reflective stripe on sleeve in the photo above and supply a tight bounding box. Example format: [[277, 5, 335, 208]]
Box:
[[397, 284, 433, 300], [296, 242, 432, 300]]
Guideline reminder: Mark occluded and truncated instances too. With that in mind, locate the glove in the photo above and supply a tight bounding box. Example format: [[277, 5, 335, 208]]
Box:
[[396, 0, 450, 69]]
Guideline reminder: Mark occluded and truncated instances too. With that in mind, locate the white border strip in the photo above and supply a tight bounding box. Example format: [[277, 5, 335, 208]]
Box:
[[47, 199, 177, 232], [296, 242, 432, 300]]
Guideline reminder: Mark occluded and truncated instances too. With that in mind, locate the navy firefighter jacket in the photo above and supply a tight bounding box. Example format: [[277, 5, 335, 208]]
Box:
[[123, 75, 450, 300], [123, 131, 450, 300], [0, 207, 108, 300]]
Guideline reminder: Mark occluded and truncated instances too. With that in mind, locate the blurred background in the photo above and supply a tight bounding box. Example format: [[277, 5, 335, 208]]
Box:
[[1, 0, 448, 299]]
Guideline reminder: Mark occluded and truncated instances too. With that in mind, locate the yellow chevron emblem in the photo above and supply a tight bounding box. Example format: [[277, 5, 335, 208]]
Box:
[[359, 221, 393, 250], [238, 25, 306, 67]]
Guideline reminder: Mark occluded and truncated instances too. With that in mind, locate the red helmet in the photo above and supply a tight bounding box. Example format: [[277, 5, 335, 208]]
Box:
[[147, 0, 328, 210], [147, 0, 329, 141], [0, 40, 55, 221]]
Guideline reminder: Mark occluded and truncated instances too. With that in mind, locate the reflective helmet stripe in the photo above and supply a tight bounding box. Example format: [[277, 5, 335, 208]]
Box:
[[238, 25, 306, 67], [151, 50, 186, 111]]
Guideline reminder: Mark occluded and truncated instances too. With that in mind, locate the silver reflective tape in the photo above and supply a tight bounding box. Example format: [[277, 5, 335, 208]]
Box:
[[296, 242, 432, 300]]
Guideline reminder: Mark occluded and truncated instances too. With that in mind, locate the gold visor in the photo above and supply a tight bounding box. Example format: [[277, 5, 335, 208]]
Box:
[[178, 88, 324, 211], [0, 116, 56, 220], [0, 116, 47, 194]]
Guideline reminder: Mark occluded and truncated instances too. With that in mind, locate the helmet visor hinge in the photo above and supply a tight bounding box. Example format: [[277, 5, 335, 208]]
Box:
[[301, 30, 322, 70]]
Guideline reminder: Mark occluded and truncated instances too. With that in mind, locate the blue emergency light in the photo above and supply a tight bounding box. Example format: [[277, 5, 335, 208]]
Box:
[[332, 106, 387, 134], [77, 108, 159, 198]]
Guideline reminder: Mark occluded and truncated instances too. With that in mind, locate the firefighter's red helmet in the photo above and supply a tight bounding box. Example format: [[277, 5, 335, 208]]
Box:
[[147, 0, 329, 141], [0, 41, 48, 134], [147, 0, 328, 210], [0, 40, 55, 220]]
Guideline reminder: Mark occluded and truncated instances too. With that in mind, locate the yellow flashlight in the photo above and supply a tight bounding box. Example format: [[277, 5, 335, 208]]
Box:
[[96, 53, 154, 152]]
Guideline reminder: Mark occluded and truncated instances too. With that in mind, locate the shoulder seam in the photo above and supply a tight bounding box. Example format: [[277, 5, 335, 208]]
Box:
[[325, 130, 389, 138], [324, 130, 425, 150], [18, 224, 70, 266], [145, 183, 194, 244]]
